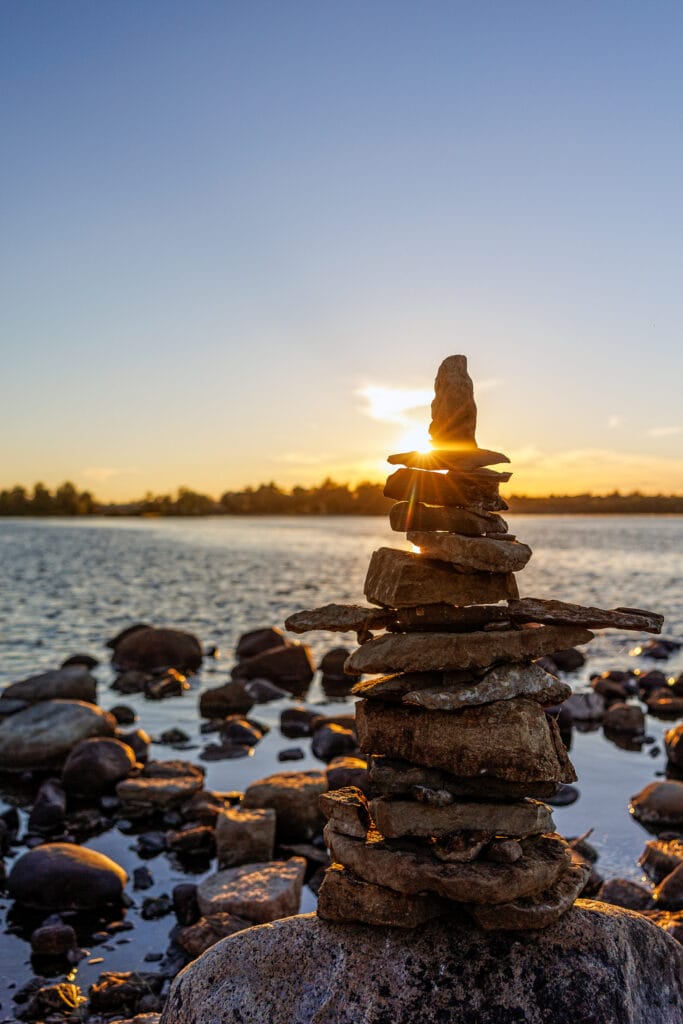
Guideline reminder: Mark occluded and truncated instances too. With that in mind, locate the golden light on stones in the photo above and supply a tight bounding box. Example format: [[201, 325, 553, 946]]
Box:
[[286, 354, 662, 933]]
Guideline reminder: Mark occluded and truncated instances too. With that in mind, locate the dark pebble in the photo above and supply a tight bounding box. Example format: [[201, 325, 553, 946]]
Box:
[[278, 747, 305, 762], [133, 866, 154, 891], [545, 784, 580, 807], [141, 894, 173, 920], [110, 705, 137, 724]]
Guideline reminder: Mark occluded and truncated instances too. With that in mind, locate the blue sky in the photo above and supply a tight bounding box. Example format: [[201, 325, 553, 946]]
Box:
[[2, 1, 682, 498]]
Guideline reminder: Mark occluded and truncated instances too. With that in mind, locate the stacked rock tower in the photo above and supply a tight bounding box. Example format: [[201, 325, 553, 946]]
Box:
[[286, 355, 662, 930]]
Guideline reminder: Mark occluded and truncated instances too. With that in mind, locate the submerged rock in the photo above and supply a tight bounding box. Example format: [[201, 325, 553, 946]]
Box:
[[232, 642, 315, 690], [243, 770, 327, 843], [28, 778, 67, 836], [2, 665, 97, 704], [111, 627, 203, 673], [161, 904, 683, 1024], [8, 842, 127, 909], [630, 781, 683, 828], [215, 807, 276, 868], [62, 737, 137, 796]]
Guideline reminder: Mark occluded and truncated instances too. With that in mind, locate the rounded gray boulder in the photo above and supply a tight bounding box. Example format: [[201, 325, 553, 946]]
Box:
[[162, 903, 683, 1024], [0, 700, 117, 770]]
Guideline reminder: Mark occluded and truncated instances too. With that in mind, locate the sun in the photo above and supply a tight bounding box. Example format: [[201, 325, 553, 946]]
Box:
[[393, 422, 433, 454]]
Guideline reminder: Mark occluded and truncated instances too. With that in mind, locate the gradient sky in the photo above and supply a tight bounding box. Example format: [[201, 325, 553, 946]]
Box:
[[2, 1, 683, 499]]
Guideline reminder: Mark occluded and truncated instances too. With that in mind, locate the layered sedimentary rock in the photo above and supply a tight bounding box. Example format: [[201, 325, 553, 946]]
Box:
[[283, 354, 661, 933]]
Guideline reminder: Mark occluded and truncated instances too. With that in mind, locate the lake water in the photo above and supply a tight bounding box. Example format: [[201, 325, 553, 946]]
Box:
[[0, 515, 681, 1003]]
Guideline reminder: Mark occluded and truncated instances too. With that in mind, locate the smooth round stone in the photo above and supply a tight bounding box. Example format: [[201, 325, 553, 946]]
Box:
[[545, 784, 580, 807], [8, 842, 127, 909], [0, 700, 117, 770]]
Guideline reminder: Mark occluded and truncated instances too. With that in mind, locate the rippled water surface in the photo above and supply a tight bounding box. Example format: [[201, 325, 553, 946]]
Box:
[[0, 515, 681, 1003]]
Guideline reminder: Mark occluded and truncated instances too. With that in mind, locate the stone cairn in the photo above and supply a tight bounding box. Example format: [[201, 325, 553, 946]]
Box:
[[286, 355, 663, 931]]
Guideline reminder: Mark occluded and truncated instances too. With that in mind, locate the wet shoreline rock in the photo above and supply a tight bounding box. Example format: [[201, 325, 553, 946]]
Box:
[[161, 906, 683, 1024]]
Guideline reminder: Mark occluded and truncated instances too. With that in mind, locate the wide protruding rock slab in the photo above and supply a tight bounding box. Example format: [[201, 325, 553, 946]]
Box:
[[364, 548, 518, 609], [356, 698, 576, 783], [388, 447, 509, 471], [346, 625, 593, 675], [407, 531, 532, 573], [285, 604, 393, 635], [161, 905, 683, 1024], [508, 597, 664, 634], [0, 700, 117, 770]]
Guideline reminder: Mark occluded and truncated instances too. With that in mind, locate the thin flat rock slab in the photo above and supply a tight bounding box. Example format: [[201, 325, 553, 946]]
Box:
[[319, 787, 371, 839], [467, 856, 591, 930], [402, 662, 571, 711], [368, 756, 561, 801], [384, 468, 508, 512], [161, 904, 683, 1024], [369, 795, 555, 840], [284, 604, 393, 635], [390, 502, 508, 535], [508, 597, 664, 635], [317, 863, 449, 928], [364, 548, 518, 609], [428, 354, 478, 446], [352, 670, 475, 703], [408, 531, 532, 574], [325, 826, 571, 904], [345, 624, 593, 675], [390, 602, 512, 632], [387, 448, 510, 471], [356, 699, 576, 784]]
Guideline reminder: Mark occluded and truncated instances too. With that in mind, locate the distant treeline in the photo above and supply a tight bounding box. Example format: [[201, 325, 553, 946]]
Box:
[[1, 481, 683, 517]]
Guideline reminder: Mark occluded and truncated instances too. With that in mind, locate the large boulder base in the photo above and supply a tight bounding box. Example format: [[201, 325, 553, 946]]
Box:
[[161, 905, 683, 1024], [8, 842, 127, 909], [0, 700, 117, 770]]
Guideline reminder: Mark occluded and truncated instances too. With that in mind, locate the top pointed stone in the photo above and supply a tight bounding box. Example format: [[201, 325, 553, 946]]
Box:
[[429, 355, 477, 447]]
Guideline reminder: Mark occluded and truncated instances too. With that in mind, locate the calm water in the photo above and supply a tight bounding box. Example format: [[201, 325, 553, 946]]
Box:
[[0, 515, 681, 1001]]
